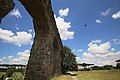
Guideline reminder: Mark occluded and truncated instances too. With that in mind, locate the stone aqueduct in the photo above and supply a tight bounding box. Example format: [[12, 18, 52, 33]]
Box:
[[0, 0, 63, 80]]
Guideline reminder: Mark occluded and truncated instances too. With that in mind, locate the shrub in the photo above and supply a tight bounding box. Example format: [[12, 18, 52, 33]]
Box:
[[6, 69, 15, 77]]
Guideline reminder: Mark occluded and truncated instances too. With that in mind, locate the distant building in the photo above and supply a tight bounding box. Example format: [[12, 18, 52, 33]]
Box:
[[0, 64, 26, 71], [78, 63, 94, 70]]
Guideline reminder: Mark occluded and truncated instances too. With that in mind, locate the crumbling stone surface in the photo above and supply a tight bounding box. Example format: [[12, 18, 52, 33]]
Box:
[[0, 0, 63, 80], [0, 0, 15, 23]]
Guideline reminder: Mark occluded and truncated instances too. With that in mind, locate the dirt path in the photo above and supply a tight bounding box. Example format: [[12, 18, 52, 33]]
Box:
[[72, 76, 79, 80]]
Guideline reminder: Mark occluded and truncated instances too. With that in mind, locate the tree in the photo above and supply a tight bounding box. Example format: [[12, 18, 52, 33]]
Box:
[[115, 59, 120, 62], [62, 46, 78, 73], [103, 65, 113, 70], [115, 59, 120, 69], [116, 63, 120, 69], [6, 69, 15, 77], [91, 66, 103, 70]]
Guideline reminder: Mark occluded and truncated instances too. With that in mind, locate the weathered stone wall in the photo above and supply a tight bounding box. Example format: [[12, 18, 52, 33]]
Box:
[[0, 0, 15, 23], [0, 0, 63, 80]]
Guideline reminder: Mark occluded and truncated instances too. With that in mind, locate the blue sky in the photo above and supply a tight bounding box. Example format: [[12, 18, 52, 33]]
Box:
[[0, 0, 120, 66]]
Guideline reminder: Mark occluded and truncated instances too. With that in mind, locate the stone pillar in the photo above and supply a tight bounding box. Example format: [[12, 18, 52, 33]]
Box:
[[0, 0, 63, 79], [52, 37, 62, 75], [24, 19, 55, 80]]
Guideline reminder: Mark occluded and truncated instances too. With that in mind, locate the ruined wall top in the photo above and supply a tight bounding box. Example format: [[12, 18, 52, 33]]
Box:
[[0, 0, 15, 23]]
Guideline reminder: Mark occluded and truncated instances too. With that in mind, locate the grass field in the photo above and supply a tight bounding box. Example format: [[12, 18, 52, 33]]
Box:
[[51, 75, 72, 80], [0, 72, 24, 80], [0, 72, 5, 78], [75, 70, 120, 80], [12, 72, 24, 80], [0, 70, 120, 80], [52, 70, 120, 80]]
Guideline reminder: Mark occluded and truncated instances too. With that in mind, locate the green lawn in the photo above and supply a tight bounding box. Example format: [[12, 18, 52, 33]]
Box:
[[0, 72, 5, 78], [51, 70, 120, 80], [0, 70, 120, 80], [12, 72, 24, 80], [51, 75, 72, 80], [0, 72, 24, 80], [76, 70, 120, 80]]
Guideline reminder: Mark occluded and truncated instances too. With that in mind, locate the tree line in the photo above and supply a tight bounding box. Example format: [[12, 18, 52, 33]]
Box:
[[62, 46, 120, 72]]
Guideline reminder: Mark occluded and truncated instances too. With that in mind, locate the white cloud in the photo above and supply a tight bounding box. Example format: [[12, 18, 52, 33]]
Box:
[[72, 49, 84, 53], [96, 19, 102, 24], [112, 11, 120, 19], [72, 49, 76, 53], [11, 32, 32, 47], [15, 24, 19, 30], [111, 48, 115, 52], [17, 50, 30, 63], [112, 38, 120, 45], [76, 57, 81, 63], [76, 40, 120, 66], [0, 28, 14, 42], [92, 40, 101, 44], [28, 29, 32, 33], [16, 27, 19, 30], [0, 28, 33, 47], [101, 9, 111, 16], [59, 8, 69, 17], [54, 8, 74, 40], [10, 9, 22, 18], [0, 59, 3, 63], [83, 52, 93, 58], [78, 49, 83, 53], [0, 50, 30, 64], [88, 41, 111, 55]]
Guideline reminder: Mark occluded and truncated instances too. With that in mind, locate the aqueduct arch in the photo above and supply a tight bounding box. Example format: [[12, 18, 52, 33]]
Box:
[[0, 0, 63, 80]]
